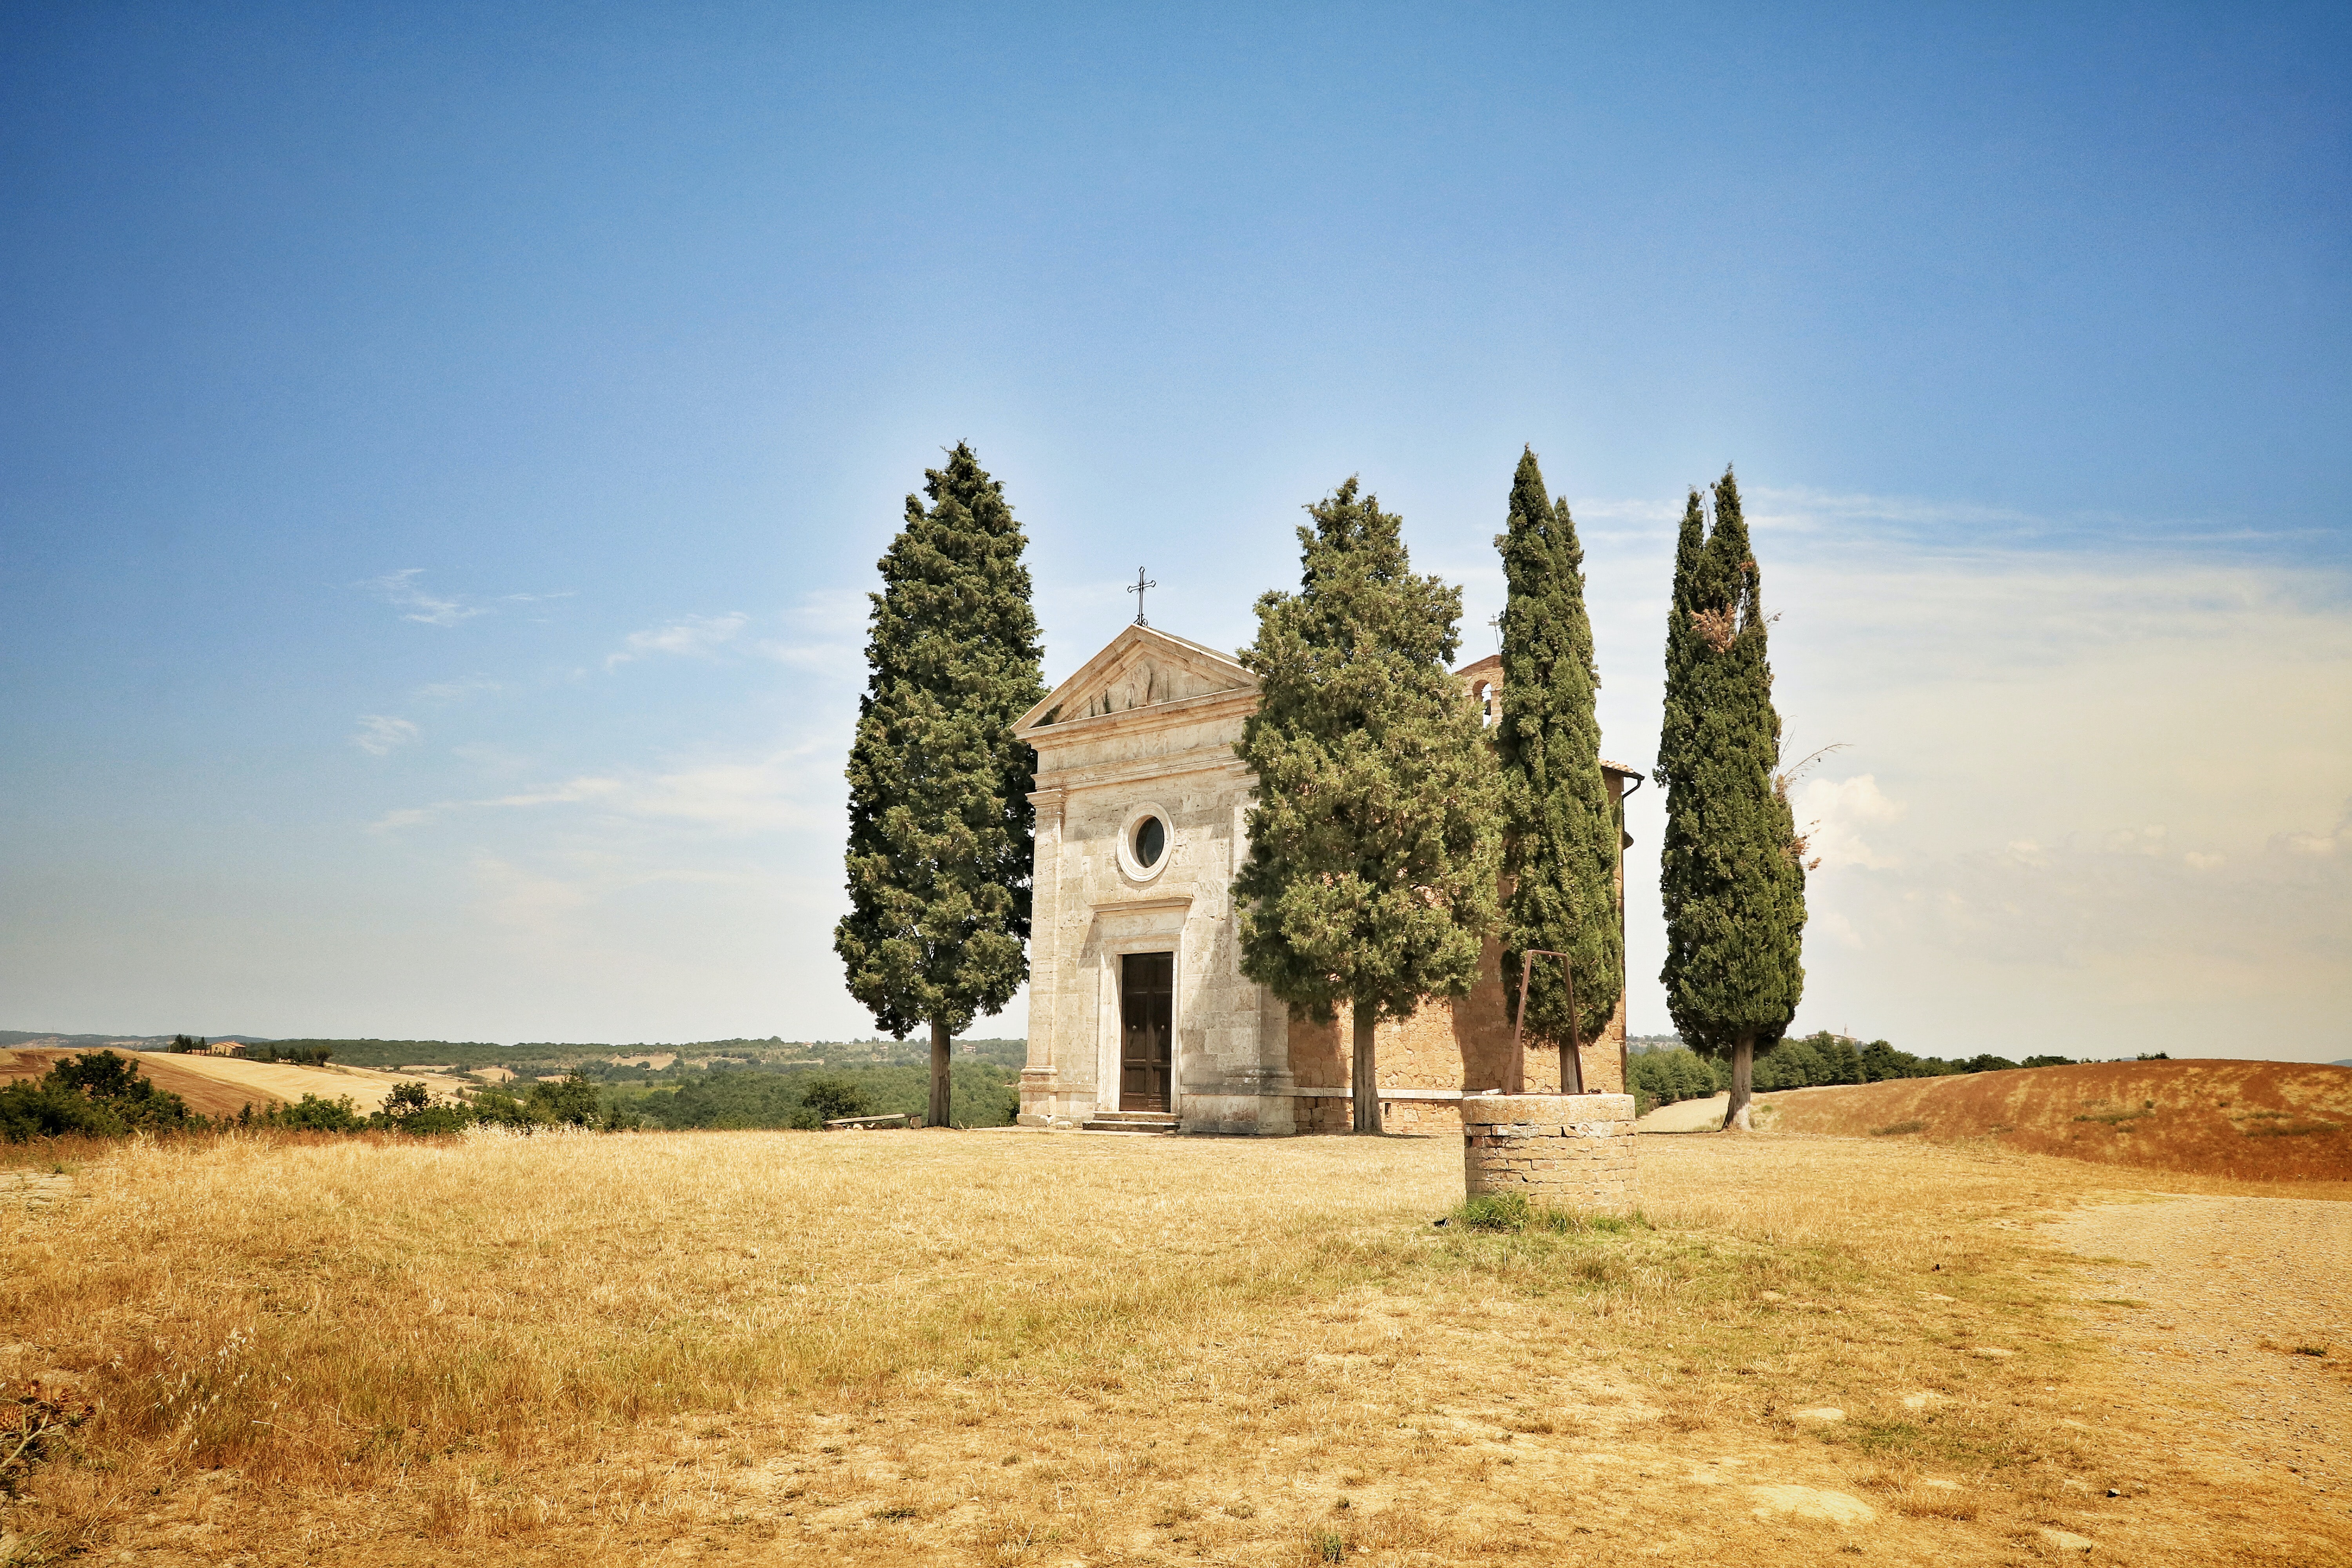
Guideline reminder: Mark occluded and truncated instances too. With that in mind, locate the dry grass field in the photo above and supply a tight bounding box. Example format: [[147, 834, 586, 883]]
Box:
[[3, 1125, 2348, 1566], [1760, 1061, 2352, 1181]]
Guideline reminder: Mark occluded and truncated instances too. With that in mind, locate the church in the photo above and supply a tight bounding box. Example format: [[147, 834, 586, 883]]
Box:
[[1013, 622, 1639, 1135]]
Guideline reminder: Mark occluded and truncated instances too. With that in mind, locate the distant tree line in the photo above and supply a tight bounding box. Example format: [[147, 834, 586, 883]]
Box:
[[206, 1036, 1027, 1073], [607, 1060, 1020, 1131], [1628, 1033, 2081, 1114], [235, 1043, 334, 1065], [0, 1050, 1021, 1144]]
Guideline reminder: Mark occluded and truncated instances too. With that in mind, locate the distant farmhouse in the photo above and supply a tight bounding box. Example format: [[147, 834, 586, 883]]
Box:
[[1014, 625, 1638, 1136]]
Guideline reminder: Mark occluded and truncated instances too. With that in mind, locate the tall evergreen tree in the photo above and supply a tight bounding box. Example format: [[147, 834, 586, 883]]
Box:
[[1655, 468, 1808, 1130], [1494, 447, 1623, 1091], [835, 443, 1047, 1128], [1233, 478, 1503, 1133]]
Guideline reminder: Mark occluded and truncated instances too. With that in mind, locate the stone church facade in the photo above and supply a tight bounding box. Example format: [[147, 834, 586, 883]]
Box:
[[1013, 624, 1636, 1136]]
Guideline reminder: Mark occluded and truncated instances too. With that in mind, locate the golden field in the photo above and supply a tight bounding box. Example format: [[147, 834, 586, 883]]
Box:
[[3, 1125, 2347, 1566], [1760, 1060, 2352, 1181]]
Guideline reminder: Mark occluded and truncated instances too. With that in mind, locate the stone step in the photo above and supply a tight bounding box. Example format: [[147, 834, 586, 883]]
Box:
[[1083, 1111, 1181, 1134]]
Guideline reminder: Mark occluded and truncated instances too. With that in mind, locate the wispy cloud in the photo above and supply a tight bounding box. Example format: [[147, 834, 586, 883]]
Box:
[[487, 752, 821, 833], [755, 590, 870, 679], [367, 743, 833, 837], [412, 676, 503, 704], [1560, 483, 2271, 558], [1745, 485, 2052, 537], [607, 612, 748, 669], [367, 569, 486, 627], [464, 854, 771, 947], [365, 572, 571, 626], [352, 715, 419, 755]]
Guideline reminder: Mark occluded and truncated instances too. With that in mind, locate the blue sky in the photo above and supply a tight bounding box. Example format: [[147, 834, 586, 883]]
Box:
[[3, 4, 2346, 1058]]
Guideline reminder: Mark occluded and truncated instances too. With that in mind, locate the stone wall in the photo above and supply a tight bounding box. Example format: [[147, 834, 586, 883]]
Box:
[[1017, 627, 1296, 1134], [1461, 1093, 1637, 1215]]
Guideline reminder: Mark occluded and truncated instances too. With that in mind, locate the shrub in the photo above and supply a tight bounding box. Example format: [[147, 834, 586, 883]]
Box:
[[383, 1082, 432, 1118], [391, 1105, 473, 1136], [262, 1094, 365, 1132], [799, 1075, 873, 1126], [468, 1088, 541, 1129], [0, 1076, 128, 1141], [375, 1082, 471, 1136], [526, 1070, 603, 1129], [0, 1052, 202, 1142]]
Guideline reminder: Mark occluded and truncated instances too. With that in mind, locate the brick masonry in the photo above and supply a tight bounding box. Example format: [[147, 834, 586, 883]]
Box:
[[1461, 1093, 1638, 1215]]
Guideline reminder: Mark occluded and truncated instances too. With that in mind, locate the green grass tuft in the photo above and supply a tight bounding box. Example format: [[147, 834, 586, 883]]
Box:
[[1449, 1192, 1645, 1235]]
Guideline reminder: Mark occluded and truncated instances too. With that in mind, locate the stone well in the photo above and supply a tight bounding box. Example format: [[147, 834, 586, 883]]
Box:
[[1461, 1093, 1637, 1216]]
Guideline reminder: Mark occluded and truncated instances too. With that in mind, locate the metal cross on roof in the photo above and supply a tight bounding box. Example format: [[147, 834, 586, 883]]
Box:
[[1128, 566, 1156, 626]]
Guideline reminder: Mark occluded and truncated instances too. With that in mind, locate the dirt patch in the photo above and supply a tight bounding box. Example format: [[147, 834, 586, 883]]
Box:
[[2047, 1195, 2352, 1504], [0, 1169, 73, 1214], [1762, 1060, 2352, 1182], [1635, 1091, 1731, 1134]]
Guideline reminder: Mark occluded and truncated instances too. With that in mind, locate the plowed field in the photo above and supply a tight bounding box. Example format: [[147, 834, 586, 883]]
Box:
[[1760, 1060, 2352, 1183]]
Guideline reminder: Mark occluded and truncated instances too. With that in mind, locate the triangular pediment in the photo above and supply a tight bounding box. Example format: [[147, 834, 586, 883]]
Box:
[[1016, 625, 1255, 736]]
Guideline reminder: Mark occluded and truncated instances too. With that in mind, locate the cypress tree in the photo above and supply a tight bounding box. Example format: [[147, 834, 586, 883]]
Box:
[[835, 443, 1047, 1128], [1494, 447, 1623, 1092], [1655, 467, 1808, 1130], [1232, 478, 1503, 1133]]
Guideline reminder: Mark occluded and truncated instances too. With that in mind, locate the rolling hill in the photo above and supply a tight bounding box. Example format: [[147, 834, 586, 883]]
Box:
[[0, 1048, 470, 1119], [1759, 1058, 2352, 1181]]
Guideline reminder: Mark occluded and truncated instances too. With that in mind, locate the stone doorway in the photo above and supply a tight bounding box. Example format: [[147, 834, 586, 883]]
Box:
[[1120, 951, 1174, 1111]]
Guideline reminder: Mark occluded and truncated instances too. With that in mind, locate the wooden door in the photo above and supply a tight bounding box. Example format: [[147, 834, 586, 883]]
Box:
[[1120, 951, 1174, 1111]]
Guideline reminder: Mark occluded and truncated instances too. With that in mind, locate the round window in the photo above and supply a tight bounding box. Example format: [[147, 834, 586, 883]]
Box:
[[1116, 802, 1174, 883]]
